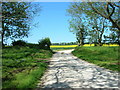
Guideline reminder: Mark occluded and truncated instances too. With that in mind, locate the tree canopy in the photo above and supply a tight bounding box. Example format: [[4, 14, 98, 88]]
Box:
[[1, 2, 41, 46], [67, 2, 120, 46]]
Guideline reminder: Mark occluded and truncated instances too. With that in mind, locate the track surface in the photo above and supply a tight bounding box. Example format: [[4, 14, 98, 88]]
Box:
[[37, 50, 119, 88]]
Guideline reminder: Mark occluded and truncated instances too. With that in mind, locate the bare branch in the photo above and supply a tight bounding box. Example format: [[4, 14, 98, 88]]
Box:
[[88, 2, 120, 30], [106, 2, 110, 14], [112, 2, 120, 8], [108, 2, 115, 18], [88, 2, 108, 19]]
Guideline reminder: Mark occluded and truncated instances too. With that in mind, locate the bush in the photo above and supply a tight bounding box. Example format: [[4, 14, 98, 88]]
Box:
[[26, 43, 39, 49], [12, 40, 27, 47], [38, 38, 51, 49]]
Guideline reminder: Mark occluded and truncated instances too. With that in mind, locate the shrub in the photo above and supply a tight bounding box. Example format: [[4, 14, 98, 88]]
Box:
[[12, 40, 27, 47], [38, 38, 51, 49], [26, 43, 39, 49]]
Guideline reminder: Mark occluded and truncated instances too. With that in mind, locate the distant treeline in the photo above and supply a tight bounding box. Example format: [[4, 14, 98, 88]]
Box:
[[52, 42, 77, 45], [51, 41, 119, 45]]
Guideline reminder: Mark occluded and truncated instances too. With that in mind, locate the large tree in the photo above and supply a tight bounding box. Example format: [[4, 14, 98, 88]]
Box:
[[69, 2, 119, 30], [69, 17, 88, 46], [88, 2, 120, 30], [1, 2, 40, 47], [67, 3, 88, 46], [88, 2, 120, 45], [67, 2, 119, 45], [88, 16, 109, 46]]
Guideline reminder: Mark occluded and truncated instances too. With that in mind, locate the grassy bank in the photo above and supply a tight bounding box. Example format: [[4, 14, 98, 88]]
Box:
[[72, 46, 119, 72], [2, 46, 53, 88]]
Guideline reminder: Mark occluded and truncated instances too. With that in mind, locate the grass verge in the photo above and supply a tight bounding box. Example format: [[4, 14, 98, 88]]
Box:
[[72, 46, 120, 72], [2, 46, 53, 89]]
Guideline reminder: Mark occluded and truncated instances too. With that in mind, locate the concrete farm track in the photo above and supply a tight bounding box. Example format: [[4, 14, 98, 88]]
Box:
[[37, 49, 119, 89]]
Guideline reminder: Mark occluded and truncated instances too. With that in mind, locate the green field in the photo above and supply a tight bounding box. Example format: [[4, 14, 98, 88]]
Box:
[[72, 46, 120, 72], [2, 46, 53, 88], [51, 47, 75, 51]]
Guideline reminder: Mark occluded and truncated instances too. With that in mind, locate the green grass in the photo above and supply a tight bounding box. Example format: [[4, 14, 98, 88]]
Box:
[[72, 46, 120, 72], [51, 47, 75, 51], [2, 46, 53, 89]]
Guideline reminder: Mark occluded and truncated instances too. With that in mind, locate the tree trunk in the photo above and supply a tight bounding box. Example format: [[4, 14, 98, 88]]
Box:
[[2, 30, 5, 48], [2, 22, 5, 48], [98, 39, 102, 46], [118, 31, 120, 46], [98, 29, 104, 46], [80, 31, 84, 46]]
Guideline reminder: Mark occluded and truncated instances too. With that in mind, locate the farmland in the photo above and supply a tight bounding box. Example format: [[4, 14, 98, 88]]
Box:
[[50, 44, 119, 48], [50, 44, 119, 51], [2, 46, 53, 88]]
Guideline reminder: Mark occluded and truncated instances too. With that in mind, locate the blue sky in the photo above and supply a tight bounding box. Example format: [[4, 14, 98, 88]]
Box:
[[22, 2, 76, 44], [6, 2, 113, 45]]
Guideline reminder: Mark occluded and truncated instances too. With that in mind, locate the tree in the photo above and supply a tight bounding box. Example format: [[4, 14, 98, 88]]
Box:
[[88, 2, 120, 45], [109, 33, 118, 44], [38, 38, 51, 50], [76, 24, 87, 46], [88, 2, 120, 30], [69, 18, 88, 46], [88, 16, 109, 46], [67, 2, 119, 46], [110, 27, 120, 45], [67, 3, 88, 46], [12, 40, 27, 46], [88, 30, 98, 46], [104, 29, 119, 44], [2, 2, 41, 47], [70, 2, 119, 30], [67, 2, 100, 46]]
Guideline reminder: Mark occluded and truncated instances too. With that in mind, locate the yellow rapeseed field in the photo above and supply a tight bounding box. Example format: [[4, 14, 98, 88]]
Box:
[[50, 45, 77, 48], [102, 44, 119, 46], [50, 44, 119, 48]]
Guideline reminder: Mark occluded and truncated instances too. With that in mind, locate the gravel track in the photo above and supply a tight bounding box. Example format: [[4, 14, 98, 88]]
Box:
[[37, 49, 119, 89]]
